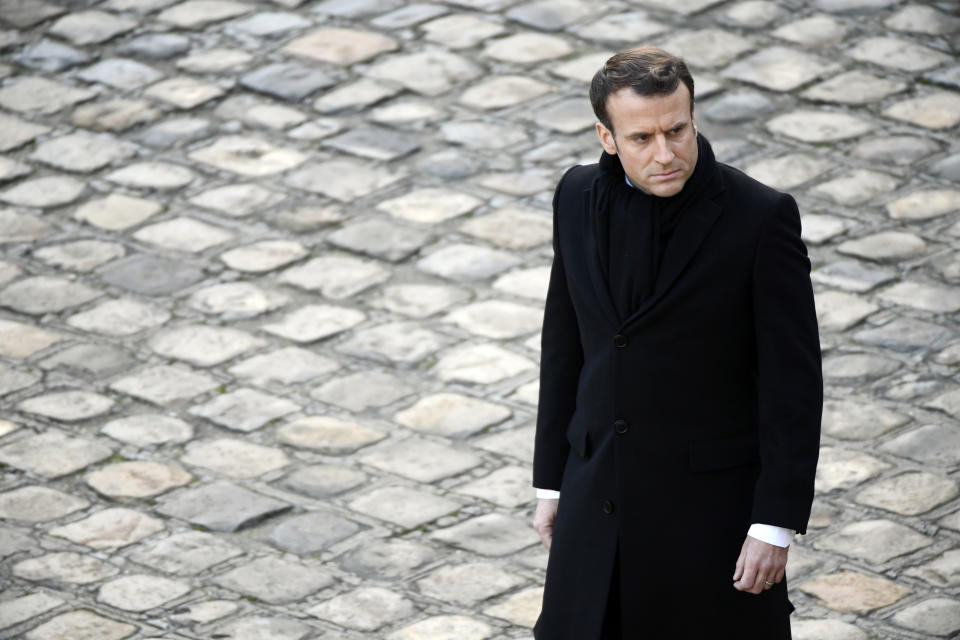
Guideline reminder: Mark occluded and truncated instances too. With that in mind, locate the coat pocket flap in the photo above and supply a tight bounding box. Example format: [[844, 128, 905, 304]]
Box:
[[565, 421, 590, 458], [688, 433, 758, 472]]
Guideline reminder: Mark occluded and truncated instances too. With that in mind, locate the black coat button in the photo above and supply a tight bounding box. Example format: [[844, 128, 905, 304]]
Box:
[[613, 334, 628, 347], [601, 499, 614, 514], [614, 419, 629, 434]]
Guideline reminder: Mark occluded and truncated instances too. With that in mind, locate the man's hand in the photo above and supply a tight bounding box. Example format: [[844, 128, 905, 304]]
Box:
[[732, 535, 788, 594], [533, 498, 559, 550]]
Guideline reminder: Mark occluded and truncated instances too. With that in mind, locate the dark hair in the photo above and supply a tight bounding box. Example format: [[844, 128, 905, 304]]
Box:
[[590, 47, 695, 134]]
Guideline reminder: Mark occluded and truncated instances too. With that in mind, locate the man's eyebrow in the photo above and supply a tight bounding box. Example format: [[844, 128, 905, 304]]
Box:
[[625, 120, 689, 138]]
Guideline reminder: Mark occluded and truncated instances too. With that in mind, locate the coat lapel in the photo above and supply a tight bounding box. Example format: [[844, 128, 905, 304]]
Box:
[[620, 193, 722, 332], [578, 167, 725, 332], [580, 186, 621, 328]]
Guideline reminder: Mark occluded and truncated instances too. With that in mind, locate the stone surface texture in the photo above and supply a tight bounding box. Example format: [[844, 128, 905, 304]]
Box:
[[0, 1, 953, 638]]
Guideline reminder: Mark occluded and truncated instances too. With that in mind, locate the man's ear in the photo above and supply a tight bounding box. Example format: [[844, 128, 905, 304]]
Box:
[[596, 122, 617, 155]]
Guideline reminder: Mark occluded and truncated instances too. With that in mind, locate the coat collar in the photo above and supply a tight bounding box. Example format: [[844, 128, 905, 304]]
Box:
[[581, 168, 725, 332]]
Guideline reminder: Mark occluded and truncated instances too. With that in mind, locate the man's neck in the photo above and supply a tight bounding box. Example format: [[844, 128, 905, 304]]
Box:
[[624, 174, 653, 196]]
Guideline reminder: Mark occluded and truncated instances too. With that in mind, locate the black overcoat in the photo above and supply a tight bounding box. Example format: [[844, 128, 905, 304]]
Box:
[[533, 159, 823, 639]]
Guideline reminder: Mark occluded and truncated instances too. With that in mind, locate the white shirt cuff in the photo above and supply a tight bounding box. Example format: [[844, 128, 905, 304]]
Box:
[[536, 488, 561, 500], [747, 523, 794, 547]]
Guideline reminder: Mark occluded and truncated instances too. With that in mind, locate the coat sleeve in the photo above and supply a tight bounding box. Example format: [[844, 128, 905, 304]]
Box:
[[533, 167, 585, 491], [750, 193, 823, 535]]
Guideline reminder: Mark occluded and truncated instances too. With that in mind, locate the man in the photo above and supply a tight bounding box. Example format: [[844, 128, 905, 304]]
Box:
[[531, 48, 822, 639]]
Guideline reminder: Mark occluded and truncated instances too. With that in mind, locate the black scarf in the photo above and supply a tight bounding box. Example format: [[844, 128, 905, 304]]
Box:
[[592, 133, 719, 321]]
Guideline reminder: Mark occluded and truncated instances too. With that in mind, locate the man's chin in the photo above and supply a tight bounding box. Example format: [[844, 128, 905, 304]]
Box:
[[648, 182, 685, 198]]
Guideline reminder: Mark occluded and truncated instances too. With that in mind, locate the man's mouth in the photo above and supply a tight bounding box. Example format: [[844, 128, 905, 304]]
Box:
[[651, 169, 680, 180]]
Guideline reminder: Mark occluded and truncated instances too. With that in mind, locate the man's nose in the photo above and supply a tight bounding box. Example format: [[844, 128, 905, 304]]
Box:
[[653, 135, 674, 165]]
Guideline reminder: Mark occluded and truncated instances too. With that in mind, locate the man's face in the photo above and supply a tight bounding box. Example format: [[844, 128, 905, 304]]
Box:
[[596, 83, 698, 198]]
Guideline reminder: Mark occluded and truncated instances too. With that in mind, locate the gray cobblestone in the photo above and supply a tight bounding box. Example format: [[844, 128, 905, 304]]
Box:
[[181, 438, 288, 478], [97, 574, 191, 612], [13, 552, 119, 584], [311, 369, 415, 410], [723, 46, 839, 91], [209, 616, 311, 640], [348, 485, 460, 528], [814, 446, 889, 493], [87, 461, 192, 498], [388, 614, 493, 640], [890, 598, 960, 636], [276, 415, 387, 454], [129, 530, 243, 575], [42, 343, 133, 378], [49, 508, 164, 550], [23, 610, 134, 640], [156, 481, 291, 532], [0, 486, 88, 522], [791, 619, 867, 640], [856, 472, 959, 516], [0, 431, 113, 478], [213, 556, 334, 604], [0, 276, 100, 315], [19, 390, 114, 421], [309, 585, 414, 631], [798, 570, 910, 614], [0, 594, 64, 633]]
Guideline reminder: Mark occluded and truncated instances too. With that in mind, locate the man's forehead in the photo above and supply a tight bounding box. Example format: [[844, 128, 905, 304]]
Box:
[[606, 85, 693, 129], [608, 83, 691, 108]]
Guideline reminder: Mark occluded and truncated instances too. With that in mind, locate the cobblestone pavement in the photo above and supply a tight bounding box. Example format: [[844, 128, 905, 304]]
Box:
[[0, 0, 957, 638]]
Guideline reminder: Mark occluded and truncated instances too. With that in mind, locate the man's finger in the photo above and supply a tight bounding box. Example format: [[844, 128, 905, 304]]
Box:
[[732, 550, 746, 581], [533, 521, 553, 549], [757, 574, 773, 594], [739, 570, 762, 594], [533, 498, 558, 551], [735, 536, 789, 594], [539, 526, 553, 550], [752, 562, 774, 594], [734, 564, 757, 591]]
